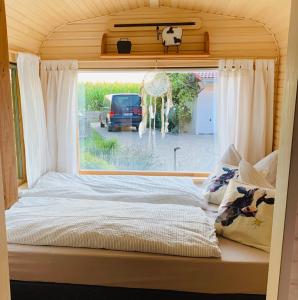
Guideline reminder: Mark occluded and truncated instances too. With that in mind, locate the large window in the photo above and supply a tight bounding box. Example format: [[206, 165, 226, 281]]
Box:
[[78, 69, 219, 174], [9, 64, 26, 184]]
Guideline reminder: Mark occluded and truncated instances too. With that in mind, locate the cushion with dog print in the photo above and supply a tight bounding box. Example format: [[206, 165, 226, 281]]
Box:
[[215, 179, 275, 252], [203, 163, 239, 205]]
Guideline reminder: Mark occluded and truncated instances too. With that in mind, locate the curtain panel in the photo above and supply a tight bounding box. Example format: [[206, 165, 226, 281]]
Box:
[[17, 53, 48, 187], [216, 59, 275, 164], [41, 61, 78, 175]]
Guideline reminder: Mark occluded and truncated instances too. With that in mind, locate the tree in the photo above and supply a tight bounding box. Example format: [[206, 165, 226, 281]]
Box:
[[168, 73, 204, 133]]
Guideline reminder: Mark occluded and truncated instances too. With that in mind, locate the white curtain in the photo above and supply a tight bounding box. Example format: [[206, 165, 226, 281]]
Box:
[[17, 53, 48, 187], [216, 59, 275, 164], [41, 61, 78, 174]]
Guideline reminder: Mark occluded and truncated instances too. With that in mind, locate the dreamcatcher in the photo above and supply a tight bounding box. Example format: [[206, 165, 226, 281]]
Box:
[[139, 71, 173, 138]]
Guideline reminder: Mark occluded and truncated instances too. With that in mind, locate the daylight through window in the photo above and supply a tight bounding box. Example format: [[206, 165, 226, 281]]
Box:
[[78, 69, 219, 173]]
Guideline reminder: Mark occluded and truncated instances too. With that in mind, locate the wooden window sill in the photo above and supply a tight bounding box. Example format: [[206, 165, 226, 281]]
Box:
[[79, 170, 209, 181]]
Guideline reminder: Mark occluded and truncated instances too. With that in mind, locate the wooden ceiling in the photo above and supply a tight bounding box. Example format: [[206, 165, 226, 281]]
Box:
[[5, 0, 291, 54]]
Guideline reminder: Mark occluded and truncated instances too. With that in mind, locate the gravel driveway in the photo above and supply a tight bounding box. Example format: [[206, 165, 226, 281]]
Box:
[[91, 122, 219, 172]]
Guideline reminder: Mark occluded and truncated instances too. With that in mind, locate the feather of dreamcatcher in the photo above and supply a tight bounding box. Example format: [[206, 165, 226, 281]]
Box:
[[138, 86, 147, 137], [140, 71, 172, 139]]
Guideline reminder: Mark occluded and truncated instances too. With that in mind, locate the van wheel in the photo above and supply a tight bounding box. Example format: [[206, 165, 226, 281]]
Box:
[[135, 125, 139, 132]]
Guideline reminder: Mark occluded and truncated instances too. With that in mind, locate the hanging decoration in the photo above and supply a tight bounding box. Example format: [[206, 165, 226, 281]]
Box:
[[139, 71, 173, 138], [161, 26, 183, 53]]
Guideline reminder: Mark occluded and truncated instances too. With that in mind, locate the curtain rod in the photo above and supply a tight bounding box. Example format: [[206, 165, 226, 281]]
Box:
[[114, 22, 195, 27]]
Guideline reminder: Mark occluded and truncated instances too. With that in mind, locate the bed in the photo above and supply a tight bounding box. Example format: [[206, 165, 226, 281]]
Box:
[[8, 238, 268, 295], [6, 173, 269, 299]]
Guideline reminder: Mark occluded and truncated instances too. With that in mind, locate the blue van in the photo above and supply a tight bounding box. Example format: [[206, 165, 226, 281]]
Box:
[[99, 94, 142, 132]]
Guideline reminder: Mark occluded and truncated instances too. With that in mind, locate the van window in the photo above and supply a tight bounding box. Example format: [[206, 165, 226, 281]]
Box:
[[112, 95, 140, 110]]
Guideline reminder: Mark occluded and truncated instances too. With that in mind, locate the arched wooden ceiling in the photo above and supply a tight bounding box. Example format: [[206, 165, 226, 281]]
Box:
[[5, 0, 291, 54]]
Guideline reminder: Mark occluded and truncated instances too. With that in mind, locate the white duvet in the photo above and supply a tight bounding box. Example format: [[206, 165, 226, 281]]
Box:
[[20, 172, 208, 208], [6, 173, 221, 257]]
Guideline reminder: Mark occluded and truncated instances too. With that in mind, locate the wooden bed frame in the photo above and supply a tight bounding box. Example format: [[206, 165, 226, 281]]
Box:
[[10, 281, 266, 300]]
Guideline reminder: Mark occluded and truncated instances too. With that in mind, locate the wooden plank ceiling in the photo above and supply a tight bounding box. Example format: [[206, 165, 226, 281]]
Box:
[[4, 0, 291, 54]]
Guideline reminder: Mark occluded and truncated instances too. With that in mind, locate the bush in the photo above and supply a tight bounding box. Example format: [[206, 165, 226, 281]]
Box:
[[80, 129, 157, 171], [82, 130, 119, 155], [79, 82, 141, 112], [80, 130, 119, 170], [168, 73, 203, 132]]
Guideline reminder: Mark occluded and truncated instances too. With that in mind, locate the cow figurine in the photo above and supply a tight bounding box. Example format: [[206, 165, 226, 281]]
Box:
[[162, 26, 182, 53], [216, 187, 275, 226], [207, 167, 237, 193]]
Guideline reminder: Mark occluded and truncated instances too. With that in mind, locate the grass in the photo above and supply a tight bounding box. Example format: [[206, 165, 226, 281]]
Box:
[[80, 152, 116, 170], [80, 130, 119, 170], [80, 129, 156, 171], [82, 130, 119, 155]]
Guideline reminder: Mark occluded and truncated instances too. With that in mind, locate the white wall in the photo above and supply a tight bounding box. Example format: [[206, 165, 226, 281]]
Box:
[[192, 80, 215, 135]]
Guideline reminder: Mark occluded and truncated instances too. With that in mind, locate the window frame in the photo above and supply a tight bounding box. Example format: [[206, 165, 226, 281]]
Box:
[[77, 66, 218, 178], [9, 63, 27, 186]]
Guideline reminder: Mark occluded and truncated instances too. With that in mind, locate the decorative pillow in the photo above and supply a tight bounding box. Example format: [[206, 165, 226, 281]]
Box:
[[239, 160, 273, 189], [254, 150, 278, 187], [204, 164, 239, 205], [215, 179, 275, 252], [220, 144, 242, 166]]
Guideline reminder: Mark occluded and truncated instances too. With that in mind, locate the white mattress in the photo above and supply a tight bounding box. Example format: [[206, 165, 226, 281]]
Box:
[[8, 238, 269, 294], [6, 173, 220, 258]]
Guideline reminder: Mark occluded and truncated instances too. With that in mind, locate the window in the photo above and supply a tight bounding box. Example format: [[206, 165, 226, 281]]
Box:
[[78, 69, 219, 175], [9, 63, 26, 185]]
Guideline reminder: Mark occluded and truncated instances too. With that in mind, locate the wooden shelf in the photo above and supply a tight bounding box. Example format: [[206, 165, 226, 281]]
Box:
[[101, 31, 210, 59], [99, 53, 210, 59]]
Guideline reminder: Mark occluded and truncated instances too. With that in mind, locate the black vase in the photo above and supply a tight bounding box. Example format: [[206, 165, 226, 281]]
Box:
[[117, 39, 132, 54]]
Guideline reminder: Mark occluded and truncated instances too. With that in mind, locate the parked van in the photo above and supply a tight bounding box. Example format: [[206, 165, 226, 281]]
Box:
[[99, 93, 142, 131]]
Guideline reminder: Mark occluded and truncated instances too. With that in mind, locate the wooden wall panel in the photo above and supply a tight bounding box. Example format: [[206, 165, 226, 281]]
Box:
[[289, 215, 298, 300], [0, 0, 18, 209], [0, 0, 12, 298], [0, 157, 10, 299]]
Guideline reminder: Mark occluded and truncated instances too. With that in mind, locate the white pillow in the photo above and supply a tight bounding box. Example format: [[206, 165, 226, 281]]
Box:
[[220, 144, 242, 166], [215, 179, 275, 252], [239, 160, 273, 189], [204, 163, 238, 205], [254, 150, 278, 187]]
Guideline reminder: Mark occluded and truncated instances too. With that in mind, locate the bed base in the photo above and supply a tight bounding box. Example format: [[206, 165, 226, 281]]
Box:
[[10, 281, 266, 300]]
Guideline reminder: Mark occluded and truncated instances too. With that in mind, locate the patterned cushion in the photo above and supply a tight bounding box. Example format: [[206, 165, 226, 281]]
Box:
[[215, 179, 275, 252], [239, 159, 273, 189], [220, 144, 242, 166], [254, 150, 279, 187], [204, 164, 238, 205]]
